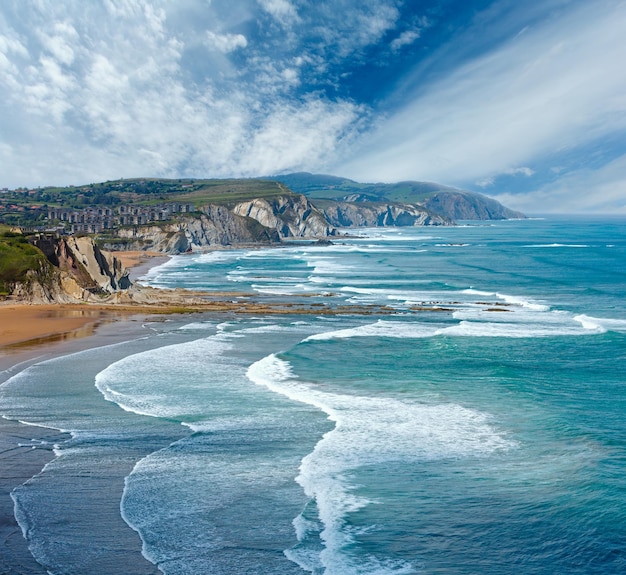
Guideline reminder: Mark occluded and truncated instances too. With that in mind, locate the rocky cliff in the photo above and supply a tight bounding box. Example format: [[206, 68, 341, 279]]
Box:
[[109, 205, 279, 254], [14, 236, 131, 303], [321, 201, 451, 227], [232, 195, 336, 238], [421, 191, 525, 220], [272, 173, 526, 220], [103, 194, 334, 254]]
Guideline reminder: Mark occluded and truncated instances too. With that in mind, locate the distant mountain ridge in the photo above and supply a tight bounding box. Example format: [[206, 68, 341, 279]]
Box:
[[272, 172, 525, 221]]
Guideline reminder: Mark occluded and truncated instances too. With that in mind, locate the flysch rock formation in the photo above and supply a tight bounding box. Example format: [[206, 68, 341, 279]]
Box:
[[14, 236, 131, 303], [111, 206, 279, 254], [106, 195, 329, 254], [321, 201, 451, 227], [232, 195, 336, 238]]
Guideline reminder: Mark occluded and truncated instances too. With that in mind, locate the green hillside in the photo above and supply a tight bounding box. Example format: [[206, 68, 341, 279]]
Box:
[[271, 172, 462, 202], [0, 231, 50, 295], [271, 173, 525, 220], [1, 178, 295, 230], [15, 178, 291, 210], [166, 179, 291, 208]]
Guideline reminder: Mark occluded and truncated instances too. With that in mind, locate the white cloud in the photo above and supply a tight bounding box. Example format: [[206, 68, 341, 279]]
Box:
[[305, 1, 400, 60], [475, 166, 533, 188], [205, 31, 248, 53], [351, 3, 400, 53], [237, 99, 366, 176], [37, 21, 78, 65], [504, 167, 534, 177], [493, 154, 626, 214], [0, 31, 29, 90], [338, 1, 626, 207], [390, 29, 421, 52], [0, 32, 29, 60], [476, 177, 495, 188], [257, 0, 298, 25], [0, 1, 370, 188]]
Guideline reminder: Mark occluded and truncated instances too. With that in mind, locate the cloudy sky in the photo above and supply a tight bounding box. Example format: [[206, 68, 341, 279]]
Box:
[[1, 0, 625, 213]]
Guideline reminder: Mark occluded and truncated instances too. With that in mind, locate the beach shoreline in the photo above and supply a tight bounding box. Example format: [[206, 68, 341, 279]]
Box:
[[0, 251, 166, 365], [0, 247, 409, 574], [0, 251, 175, 574], [0, 245, 398, 375], [0, 315, 168, 575]]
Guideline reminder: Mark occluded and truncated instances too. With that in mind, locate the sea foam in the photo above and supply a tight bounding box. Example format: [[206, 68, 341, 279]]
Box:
[[95, 333, 236, 421], [573, 314, 626, 332], [247, 353, 513, 574]]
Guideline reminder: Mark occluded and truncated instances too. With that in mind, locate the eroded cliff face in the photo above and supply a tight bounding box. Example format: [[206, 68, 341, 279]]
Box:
[[422, 192, 525, 220], [110, 206, 280, 253], [59, 236, 131, 292], [105, 195, 333, 254], [18, 236, 131, 303], [322, 202, 451, 228], [232, 195, 336, 238]]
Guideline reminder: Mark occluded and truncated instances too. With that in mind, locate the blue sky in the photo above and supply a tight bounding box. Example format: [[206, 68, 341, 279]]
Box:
[[1, 0, 625, 213]]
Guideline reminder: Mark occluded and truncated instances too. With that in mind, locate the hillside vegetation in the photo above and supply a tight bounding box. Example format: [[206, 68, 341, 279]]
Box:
[[0, 231, 50, 295], [272, 173, 525, 220], [271, 172, 456, 202], [21, 178, 291, 209], [1, 178, 294, 230]]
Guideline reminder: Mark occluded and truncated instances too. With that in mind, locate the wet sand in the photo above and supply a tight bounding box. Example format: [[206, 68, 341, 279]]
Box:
[[0, 254, 172, 574], [0, 248, 397, 573], [0, 304, 110, 346], [0, 316, 167, 574]]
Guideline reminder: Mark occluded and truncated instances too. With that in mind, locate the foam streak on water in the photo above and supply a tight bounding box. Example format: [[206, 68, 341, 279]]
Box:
[[3, 218, 626, 575], [247, 353, 513, 574]]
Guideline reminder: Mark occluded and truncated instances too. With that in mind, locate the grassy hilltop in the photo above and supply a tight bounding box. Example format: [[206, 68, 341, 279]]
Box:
[[1, 173, 523, 234]]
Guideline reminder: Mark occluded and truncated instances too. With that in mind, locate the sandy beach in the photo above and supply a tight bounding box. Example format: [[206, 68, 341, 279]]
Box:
[[0, 251, 169, 370], [0, 305, 112, 347], [113, 250, 171, 282]]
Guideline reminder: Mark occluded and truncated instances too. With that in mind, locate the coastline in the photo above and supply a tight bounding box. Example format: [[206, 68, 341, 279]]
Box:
[[0, 251, 174, 373], [0, 247, 404, 574], [0, 251, 173, 575], [113, 250, 171, 282], [0, 317, 167, 575]]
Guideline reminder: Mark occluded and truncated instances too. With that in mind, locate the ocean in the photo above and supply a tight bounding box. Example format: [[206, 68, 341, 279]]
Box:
[[1, 216, 625, 574]]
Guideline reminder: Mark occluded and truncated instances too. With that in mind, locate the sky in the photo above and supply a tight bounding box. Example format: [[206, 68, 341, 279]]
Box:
[[1, 0, 626, 213]]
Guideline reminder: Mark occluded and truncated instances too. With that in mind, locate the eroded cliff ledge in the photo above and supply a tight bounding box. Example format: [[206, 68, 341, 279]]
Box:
[[101, 194, 335, 254], [13, 236, 131, 303], [321, 201, 450, 227]]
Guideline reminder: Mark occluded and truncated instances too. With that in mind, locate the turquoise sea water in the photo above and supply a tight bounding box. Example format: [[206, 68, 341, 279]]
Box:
[[1, 217, 626, 574]]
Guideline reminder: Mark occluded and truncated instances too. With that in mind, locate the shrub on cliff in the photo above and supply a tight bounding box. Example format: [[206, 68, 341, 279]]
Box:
[[0, 232, 51, 295]]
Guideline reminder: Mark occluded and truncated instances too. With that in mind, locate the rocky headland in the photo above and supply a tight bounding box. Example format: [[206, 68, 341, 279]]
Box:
[[1, 176, 523, 305]]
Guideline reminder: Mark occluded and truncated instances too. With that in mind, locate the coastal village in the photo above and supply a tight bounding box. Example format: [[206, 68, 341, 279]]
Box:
[[0, 184, 195, 234], [45, 203, 195, 234]]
